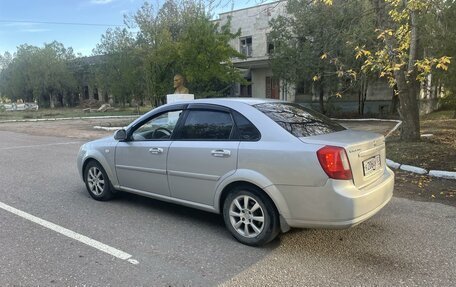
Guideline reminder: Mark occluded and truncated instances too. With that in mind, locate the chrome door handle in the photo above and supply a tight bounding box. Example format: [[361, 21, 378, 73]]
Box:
[[149, 147, 164, 154], [211, 149, 231, 157]]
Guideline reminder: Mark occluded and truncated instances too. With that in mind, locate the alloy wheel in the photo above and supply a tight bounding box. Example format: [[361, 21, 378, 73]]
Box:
[[229, 195, 265, 238], [87, 166, 105, 196]]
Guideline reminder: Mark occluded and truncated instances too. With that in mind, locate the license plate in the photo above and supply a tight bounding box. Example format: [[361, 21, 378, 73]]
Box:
[[363, 154, 381, 176]]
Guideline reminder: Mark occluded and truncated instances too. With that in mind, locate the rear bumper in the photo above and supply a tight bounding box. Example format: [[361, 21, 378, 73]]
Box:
[[278, 167, 394, 229]]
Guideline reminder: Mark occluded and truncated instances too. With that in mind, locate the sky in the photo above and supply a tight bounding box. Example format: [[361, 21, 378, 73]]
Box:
[[0, 0, 269, 57]]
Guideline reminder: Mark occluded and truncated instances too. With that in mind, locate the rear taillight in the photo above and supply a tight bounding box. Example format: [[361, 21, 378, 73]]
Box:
[[317, 146, 353, 180]]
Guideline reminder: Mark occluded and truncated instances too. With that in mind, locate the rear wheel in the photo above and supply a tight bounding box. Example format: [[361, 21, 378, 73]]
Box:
[[223, 186, 280, 246], [84, 161, 114, 201]]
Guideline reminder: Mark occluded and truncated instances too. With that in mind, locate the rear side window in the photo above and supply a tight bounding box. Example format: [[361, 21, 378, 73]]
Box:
[[179, 110, 234, 140], [254, 103, 345, 137], [232, 112, 261, 141]]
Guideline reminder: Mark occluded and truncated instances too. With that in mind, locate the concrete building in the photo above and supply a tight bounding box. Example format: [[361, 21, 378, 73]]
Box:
[[216, 1, 291, 101], [216, 1, 442, 115]]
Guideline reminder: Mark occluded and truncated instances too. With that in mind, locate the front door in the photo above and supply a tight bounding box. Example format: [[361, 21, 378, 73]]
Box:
[[115, 110, 183, 196], [266, 76, 280, 99], [167, 108, 239, 206]]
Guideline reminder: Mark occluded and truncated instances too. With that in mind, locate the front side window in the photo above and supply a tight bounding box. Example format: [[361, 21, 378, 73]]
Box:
[[254, 103, 345, 137], [179, 110, 234, 140], [131, 110, 182, 141]]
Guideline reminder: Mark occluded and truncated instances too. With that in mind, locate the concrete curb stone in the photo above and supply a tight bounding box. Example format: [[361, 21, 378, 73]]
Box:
[[428, 170, 456, 180], [93, 126, 124, 131], [399, 164, 428, 175]]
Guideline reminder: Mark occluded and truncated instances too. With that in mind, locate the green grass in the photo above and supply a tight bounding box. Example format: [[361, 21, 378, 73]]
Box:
[[0, 106, 153, 121]]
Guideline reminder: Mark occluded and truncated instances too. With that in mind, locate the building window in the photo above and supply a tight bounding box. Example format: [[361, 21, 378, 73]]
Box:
[[267, 34, 274, 55], [296, 80, 311, 95], [240, 83, 252, 97], [240, 36, 253, 57]]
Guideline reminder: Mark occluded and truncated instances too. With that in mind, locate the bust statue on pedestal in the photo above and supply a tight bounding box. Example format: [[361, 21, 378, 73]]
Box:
[[173, 74, 189, 94]]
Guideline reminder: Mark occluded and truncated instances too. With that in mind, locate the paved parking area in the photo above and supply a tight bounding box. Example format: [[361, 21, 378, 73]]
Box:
[[0, 131, 272, 286], [0, 129, 455, 286]]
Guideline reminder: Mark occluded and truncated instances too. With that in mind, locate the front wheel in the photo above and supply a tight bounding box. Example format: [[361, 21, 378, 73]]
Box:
[[84, 161, 114, 201], [223, 186, 280, 246]]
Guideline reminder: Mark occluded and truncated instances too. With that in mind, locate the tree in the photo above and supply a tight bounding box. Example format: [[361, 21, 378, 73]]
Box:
[[176, 8, 245, 96], [354, 0, 451, 140], [426, 0, 456, 118], [93, 27, 142, 106], [279, 0, 451, 140], [0, 52, 12, 71], [0, 42, 77, 107], [269, 0, 377, 115], [93, 0, 244, 106]]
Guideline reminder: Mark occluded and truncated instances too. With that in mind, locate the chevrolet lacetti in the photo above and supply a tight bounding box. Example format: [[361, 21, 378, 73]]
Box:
[[77, 98, 394, 246]]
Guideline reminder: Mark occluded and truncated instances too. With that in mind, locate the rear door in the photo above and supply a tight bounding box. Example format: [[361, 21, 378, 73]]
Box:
[[167, 106, 239, 206]]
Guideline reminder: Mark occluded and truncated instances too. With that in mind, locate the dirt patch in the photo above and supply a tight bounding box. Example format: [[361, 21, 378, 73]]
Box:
[[0, 118, 135, 140], [386, 118, 456, 171]]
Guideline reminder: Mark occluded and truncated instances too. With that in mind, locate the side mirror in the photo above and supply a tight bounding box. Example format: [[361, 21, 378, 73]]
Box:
[[114, 129, 127, 141]]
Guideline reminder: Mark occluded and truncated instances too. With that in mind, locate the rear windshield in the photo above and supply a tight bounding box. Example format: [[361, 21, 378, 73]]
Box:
[[254, 102, 346, 137]]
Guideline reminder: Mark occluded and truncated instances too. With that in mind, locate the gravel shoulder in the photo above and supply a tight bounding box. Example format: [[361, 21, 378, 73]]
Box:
[[0, 118, 134, 140]]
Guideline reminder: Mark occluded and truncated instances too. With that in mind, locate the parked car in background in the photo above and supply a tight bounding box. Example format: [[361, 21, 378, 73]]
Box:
[[77, 98, 394, 246]]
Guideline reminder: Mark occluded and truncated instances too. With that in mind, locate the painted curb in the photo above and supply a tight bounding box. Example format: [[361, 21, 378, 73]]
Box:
[[386, 159, 401, 170], [428, 170, 456, 180], [93, 126, 124, 131], [399, 164, 428, 175], [386, 156, 456, 180]]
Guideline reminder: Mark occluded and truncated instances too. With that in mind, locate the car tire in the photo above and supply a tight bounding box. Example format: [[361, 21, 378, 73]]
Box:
[[84, 161, 114, 201], [223, 185, 280, 246]]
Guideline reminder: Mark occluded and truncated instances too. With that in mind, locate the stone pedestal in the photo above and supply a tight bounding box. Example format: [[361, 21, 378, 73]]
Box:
[[166, 94, 194, 104]]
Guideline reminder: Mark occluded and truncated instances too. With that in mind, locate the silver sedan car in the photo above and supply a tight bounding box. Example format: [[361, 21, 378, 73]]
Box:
[[77, 98, 394, 246]]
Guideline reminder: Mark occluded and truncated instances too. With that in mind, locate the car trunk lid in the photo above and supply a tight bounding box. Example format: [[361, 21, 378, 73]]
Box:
[[300, 130, 386, 189]]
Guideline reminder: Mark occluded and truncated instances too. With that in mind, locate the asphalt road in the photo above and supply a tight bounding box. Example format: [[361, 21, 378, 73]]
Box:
[[0, 130, 455, 286]]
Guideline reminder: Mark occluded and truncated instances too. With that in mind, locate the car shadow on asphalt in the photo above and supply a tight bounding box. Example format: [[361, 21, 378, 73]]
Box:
[[81, 190, 281, 249], [116, 191, 225, 227]]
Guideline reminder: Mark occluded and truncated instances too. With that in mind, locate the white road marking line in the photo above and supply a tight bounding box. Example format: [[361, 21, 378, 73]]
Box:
[[0, 141, 82, 151], [0, 201, 139, 265]]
